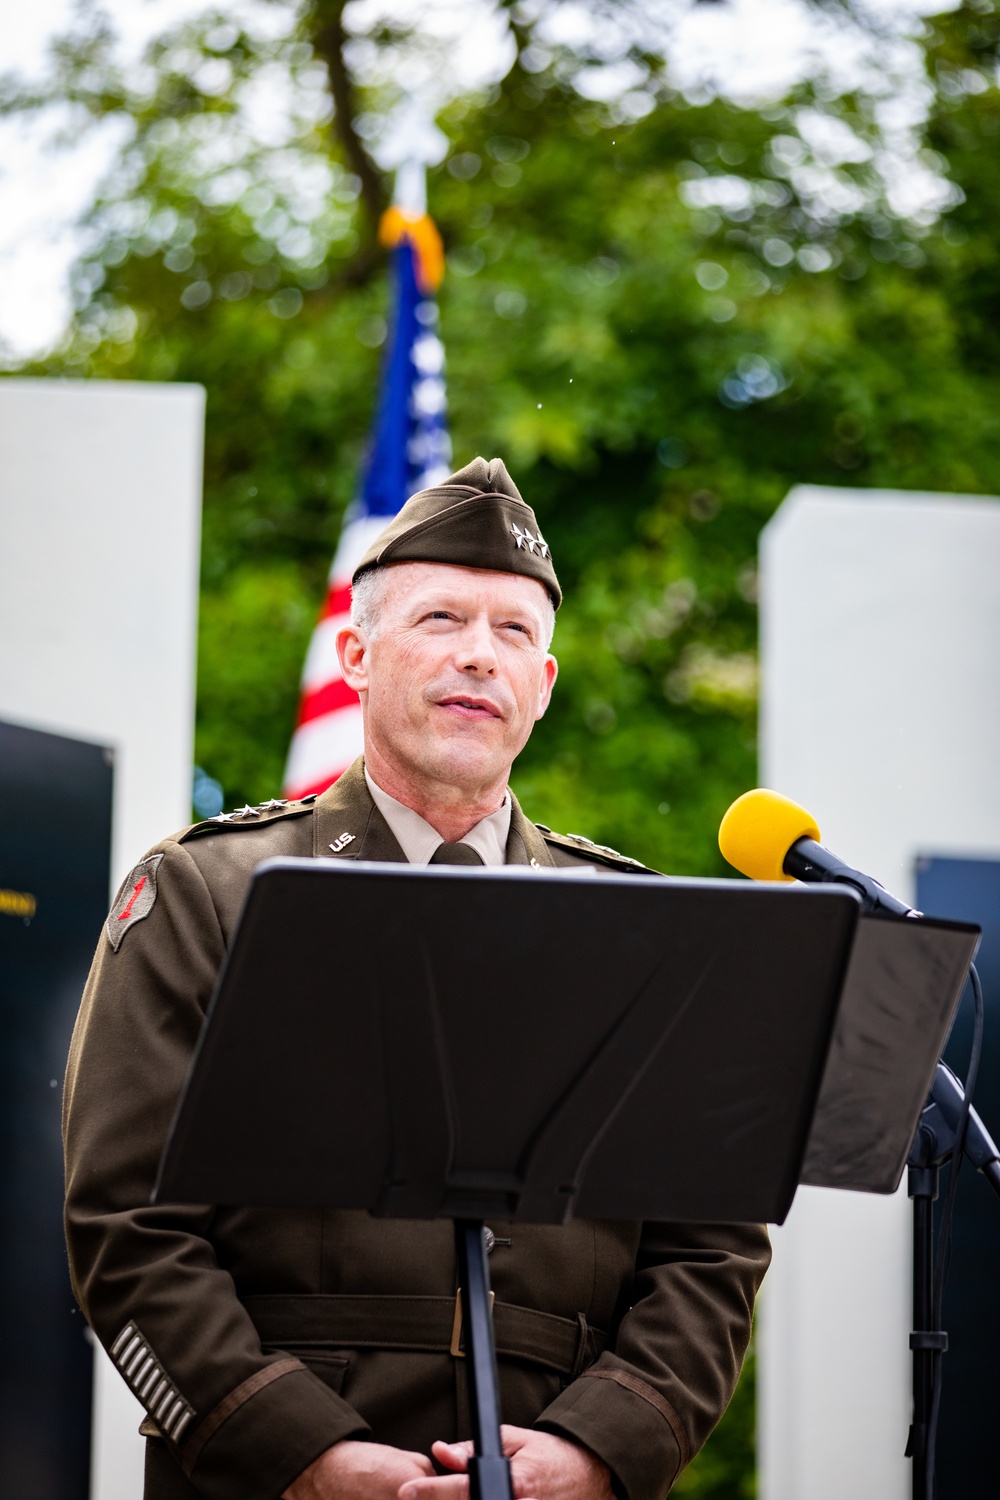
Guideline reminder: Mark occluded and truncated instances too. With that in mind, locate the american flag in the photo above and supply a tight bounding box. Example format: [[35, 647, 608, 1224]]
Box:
[[283, 206, 449, 801]]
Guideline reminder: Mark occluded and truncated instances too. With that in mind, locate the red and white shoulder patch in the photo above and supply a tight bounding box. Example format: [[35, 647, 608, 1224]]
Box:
[[106, 854, 164, 951]]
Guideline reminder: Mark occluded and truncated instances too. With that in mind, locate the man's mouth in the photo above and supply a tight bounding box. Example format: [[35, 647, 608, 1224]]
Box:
[[436, 696, 503, 720]]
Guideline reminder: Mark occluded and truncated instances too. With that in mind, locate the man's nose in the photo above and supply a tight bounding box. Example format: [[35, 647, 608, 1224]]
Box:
[[456, 621, 498, 675]]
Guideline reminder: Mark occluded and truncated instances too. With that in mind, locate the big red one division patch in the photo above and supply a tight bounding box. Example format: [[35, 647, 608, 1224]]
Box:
[[106, 854, 164, 951]]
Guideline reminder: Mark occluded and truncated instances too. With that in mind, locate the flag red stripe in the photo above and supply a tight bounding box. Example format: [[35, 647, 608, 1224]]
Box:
[[322, 583, 353, 621], [296, 676, 359, 727]]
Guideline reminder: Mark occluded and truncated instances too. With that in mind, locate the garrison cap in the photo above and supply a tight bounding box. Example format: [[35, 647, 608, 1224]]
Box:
[[352, 456, 561, 608]]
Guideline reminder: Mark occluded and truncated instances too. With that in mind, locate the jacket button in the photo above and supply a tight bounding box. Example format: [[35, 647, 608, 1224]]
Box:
[[484, 1228, 496, 1254]]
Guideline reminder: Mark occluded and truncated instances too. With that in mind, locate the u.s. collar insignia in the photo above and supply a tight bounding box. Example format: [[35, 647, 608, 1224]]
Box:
[[329, 832, 356, 854], [510, 523, 550, 560], [106, 853, 164, 951]]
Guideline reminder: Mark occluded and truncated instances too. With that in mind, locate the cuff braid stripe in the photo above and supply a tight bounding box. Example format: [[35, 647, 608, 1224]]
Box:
[[110, 1322, 195, 1444], [581, 1367, 691, 1470], [180, 1358, 306, 1477]]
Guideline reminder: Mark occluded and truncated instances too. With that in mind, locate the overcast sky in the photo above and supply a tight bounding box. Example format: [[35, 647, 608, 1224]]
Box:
[[0, 0, 942, 360]]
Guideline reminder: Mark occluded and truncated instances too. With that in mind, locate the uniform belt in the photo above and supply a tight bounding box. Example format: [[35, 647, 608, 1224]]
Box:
[[243, 1293, 608, 1379]]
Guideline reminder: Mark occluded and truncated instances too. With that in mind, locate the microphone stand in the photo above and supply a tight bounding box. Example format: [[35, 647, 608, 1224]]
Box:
[[781, 840, 1000, 1500], [905, 1063, 1000, 1500]]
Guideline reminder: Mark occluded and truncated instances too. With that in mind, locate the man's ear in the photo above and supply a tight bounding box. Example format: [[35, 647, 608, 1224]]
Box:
[[337, 624, 369, 693], [535, 654, 558, 721]]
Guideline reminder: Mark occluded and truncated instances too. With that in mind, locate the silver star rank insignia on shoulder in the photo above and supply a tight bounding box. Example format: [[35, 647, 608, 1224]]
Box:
[[106, 854, 164, 951]]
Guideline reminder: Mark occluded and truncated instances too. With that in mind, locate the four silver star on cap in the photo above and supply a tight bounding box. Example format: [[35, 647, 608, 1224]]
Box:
[[510, 522, 550, 559]]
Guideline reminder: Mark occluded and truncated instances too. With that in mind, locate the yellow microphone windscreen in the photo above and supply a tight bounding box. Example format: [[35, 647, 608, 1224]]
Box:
[[718, 788, 822, 883]]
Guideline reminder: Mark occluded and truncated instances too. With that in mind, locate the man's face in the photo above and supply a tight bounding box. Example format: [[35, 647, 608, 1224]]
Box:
[[338, 562, 557, 794]]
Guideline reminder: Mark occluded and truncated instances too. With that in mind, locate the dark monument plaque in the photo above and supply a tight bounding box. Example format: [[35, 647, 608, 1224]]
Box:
[[0, 719, 114, 1500], [916, 855, 1000, 1500]]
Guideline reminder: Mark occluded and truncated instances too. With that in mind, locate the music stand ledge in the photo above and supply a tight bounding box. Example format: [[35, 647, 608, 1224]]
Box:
[[154, 859, 973, 1500]]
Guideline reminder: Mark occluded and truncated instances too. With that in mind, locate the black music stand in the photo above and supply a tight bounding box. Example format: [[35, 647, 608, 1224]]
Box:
[[154, 860, 973, 1500]]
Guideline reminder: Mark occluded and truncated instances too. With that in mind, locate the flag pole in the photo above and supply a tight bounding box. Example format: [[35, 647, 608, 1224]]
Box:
[[282, 126, 448, 801]]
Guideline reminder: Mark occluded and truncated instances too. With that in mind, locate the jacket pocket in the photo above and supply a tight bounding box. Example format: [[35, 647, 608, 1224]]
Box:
[[302, 1351, 350, 1394], [263, 1344, 351, 1396]]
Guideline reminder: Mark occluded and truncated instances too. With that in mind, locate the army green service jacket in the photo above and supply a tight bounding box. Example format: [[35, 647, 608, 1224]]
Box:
[[64, 759, 770, 1500]]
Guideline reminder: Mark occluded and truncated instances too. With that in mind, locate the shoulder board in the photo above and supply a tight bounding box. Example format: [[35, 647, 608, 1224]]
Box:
[[536, 825, 658, 875], [179, 795, 318, 843]]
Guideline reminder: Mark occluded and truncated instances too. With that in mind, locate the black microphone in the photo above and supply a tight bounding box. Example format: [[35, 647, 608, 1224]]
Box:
[[782, 838, 917, 918], [719, 788, 918, 919]]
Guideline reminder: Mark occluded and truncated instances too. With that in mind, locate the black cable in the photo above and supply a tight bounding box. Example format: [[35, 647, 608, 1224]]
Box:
[[924, 962, 985, 1500]]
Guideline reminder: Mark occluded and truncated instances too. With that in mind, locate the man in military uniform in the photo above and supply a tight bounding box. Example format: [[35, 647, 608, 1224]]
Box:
[[64, 457, 770, 1500]]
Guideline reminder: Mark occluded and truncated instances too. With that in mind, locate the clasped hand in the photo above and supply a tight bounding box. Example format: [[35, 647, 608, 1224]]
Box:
[[283, 1425, 614, 1500]]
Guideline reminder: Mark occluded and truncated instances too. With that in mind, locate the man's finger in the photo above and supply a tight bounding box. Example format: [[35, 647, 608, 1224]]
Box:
[[499, 1424, 532, 1457], [431, 1438, 473, 1471], [399, 1476, 469, 1500]]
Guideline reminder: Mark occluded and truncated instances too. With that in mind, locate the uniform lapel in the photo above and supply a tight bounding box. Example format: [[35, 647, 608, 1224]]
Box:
[[506, 793, 558, 867], [312, 757, 408, 863], [314, 762, 549, 867]]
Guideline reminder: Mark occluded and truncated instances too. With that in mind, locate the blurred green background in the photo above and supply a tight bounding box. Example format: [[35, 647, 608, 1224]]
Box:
[[5, 0, 1000, 1490]]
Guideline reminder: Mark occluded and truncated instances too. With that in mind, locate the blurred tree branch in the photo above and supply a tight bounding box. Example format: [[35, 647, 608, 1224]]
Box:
[[308, 0, 386, 236]]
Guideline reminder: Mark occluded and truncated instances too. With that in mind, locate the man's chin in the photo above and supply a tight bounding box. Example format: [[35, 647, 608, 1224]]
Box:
[[418, 725, 510, 787]]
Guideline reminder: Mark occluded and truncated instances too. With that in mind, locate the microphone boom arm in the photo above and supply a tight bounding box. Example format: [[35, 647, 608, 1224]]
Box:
[[929, 1061, 1000, 1198], [784, 837, 918, 919]]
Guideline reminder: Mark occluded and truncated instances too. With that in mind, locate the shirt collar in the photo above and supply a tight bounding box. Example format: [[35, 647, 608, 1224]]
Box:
[[364, 768, 511, 866]]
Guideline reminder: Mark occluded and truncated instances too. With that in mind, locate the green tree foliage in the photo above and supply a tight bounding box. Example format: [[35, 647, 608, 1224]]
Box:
[[5, 2, 1000, 1490], [674, 1348, 757, 1498], [6, 1, 999, 864]]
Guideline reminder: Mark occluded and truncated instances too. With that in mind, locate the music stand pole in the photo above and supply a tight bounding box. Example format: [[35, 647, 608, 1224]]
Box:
[[906, 1132, 946, 1500], [454, 1221, 514, 1500], [905, 1055, 1000, 1499]]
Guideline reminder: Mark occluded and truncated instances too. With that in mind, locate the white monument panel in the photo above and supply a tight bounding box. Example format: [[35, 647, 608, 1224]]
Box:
[[759, 485, 1000, 1500], [0, 376, 204, 1499], [0, 376, 204, 888]]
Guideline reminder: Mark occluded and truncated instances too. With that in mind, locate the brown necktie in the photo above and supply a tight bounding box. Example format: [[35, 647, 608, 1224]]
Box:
[[430, 842, 485, 866]]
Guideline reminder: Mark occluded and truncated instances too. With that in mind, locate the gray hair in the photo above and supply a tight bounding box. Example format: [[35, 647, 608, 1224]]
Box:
[[350, 565, 556, 650], [350, 567, 393, 640]]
